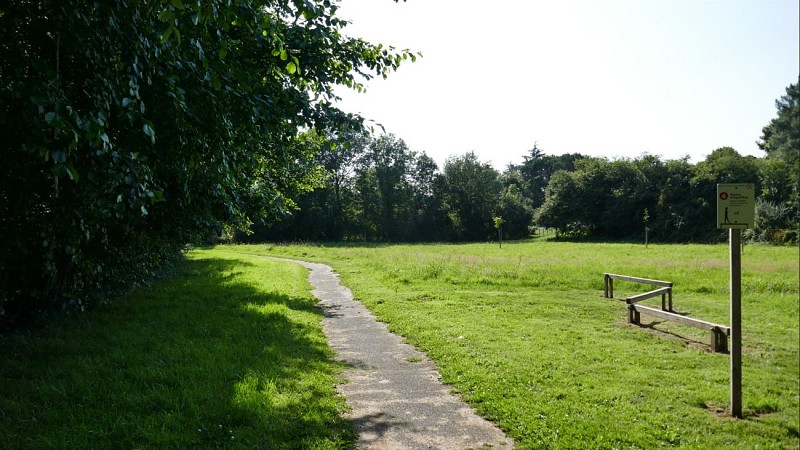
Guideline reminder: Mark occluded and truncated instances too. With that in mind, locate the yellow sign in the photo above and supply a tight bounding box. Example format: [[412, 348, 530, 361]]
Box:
[[717, 183, 755, 229]]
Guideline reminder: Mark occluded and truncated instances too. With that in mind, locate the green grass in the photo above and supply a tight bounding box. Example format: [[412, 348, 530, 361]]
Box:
[[220, 241, 799, 449], [0, 250, 355, 449]]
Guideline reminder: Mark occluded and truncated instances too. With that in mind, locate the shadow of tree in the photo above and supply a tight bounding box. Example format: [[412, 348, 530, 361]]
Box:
[[0, 255, 356, 449], [349, 412, 408, 445]]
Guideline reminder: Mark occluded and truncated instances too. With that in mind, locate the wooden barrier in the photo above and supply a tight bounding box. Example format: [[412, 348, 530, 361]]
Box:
[[603, 273, 673, 311], [603, 273, 729, 353], [627, 304, 730, 353]]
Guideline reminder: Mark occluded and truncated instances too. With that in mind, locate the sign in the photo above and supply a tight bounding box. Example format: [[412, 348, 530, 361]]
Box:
[[717, 183, 755, 229], [717, 183, 755, 418]]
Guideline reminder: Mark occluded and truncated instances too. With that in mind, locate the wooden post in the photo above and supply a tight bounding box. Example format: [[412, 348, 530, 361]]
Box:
[[712, 327, 729, 353], [667, 289, 673, 312], [627, 304, 640, 324], [730, 229, 742, 418]]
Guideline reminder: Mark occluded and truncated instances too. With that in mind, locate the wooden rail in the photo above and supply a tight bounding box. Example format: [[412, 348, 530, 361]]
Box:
[[603, 273, 673, 311], [603, 273, 729, 353], [627, 303, 730, 353]]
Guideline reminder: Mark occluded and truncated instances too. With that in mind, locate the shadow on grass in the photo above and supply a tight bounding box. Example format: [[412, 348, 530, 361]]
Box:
[[635, 319, 713, 350], [0, 256, 355, 449]]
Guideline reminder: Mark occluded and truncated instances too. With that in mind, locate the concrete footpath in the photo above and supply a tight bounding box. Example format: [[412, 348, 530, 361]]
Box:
[[274, 258, 513, 450]]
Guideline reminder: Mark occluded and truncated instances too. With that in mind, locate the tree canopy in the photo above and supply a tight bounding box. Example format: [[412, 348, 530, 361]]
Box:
[[0, 0, 414, 320]]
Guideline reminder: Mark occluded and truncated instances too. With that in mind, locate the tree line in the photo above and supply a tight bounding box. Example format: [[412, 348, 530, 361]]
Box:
[[1, 0, 796, 324], [244, 82, 798, 245]]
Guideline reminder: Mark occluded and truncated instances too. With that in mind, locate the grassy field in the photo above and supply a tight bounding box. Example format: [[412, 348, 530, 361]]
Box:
[[0, 251, 355, 449], [2, 241, 796, 449], [220, 241, 799, 449]]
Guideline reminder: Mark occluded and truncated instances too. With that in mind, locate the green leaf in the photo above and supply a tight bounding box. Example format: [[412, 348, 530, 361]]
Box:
[[161, 25, 174, 43], [280, 50, 288, 61], [211, 73, 222, 90], [143, 123, 155, 144], [171, 0, 185, 8], [65, 164, 79, 183], [219, 47, 228, 59], [44, 112, 56, 124], [286, 62, 297, 74]]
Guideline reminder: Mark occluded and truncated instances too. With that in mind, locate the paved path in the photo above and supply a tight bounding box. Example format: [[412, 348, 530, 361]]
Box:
[[274, 258, 513, 450]]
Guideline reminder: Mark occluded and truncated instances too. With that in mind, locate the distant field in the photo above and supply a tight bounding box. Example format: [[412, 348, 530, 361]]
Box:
[[221, 241, 799, 449]]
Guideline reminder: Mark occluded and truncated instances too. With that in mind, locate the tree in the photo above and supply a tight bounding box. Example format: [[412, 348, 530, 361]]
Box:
[[493, 216, 505, 248], [652, 158, 699, 241], [690, 147, 761, 241], [306, 130, 369, 240], [534, 170, 585, 236], [408, 152, 443, 241], [515, 145, 584, 209], [757, 82, 799, 234], [0, 1, 415, 318], [439, 152, 503, 240], [354, 134, 415, 240], [759, 82, 800, 162], [496, 184, 533, 239]]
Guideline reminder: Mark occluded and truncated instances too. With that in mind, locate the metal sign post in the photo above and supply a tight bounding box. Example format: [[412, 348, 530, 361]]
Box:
[[717, 183, 754, 419]]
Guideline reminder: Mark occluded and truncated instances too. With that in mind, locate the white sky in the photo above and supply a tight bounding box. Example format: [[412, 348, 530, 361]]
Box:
[[332, 0, 800, 170]]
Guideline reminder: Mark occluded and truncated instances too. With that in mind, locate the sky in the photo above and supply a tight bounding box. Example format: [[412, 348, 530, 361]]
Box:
[[332, 0, 800, 170]]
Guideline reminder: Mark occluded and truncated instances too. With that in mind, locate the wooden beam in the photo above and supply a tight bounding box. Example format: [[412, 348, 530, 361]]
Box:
[[624, 287, 672, 304], [631, 304, 730, 335], [603, 273, 673, 288]]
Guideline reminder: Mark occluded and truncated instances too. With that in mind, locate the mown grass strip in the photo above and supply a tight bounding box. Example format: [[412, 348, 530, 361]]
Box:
[[220, 241, 799, 449], [0, 249, 355, 449]]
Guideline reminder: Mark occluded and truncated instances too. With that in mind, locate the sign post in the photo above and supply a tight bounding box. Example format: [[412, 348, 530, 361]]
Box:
[[717, 183, 754, 418]]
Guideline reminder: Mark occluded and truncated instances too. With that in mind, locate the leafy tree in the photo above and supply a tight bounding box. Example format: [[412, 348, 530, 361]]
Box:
[[496, 184, 533, 239], [757, 82, 798, 238], [408, 152, 444, 241], [652, 157, 701, 241], [439, 152, 503, 240], [353, 134, 415, 240], [515, 145, 584, 209], [304, 130, 369, 240], [0, 1, 414, 318], [749, 198, 796, 244], [759, 82, 800, 163], [690, 147, 761, 240], [534, 170, 586, 236]]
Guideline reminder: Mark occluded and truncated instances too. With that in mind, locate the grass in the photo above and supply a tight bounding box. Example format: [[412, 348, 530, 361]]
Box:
[[219, 241, 799, 449], [0, 250, 355, 449]]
